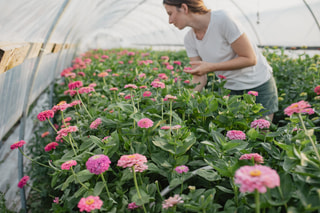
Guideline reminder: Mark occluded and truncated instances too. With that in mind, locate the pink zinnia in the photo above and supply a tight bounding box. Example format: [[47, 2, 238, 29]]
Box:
[[41, 131, 50, 138], [98, 72, 108, 77], [226, 130, 246, 140], [172, 125, 182, 130], [165, 94, 177, 100], [161, 126, 171, 130], [158, 73, 168, 80], [284, 100, 315, 116], [10, 140, 26, 150], [86, 155, 111, 175], [143, 91, 152, 97], [70, 100, 81, 106], [90, 118, 102, 129], [139, 73, 146, 78], [248, 91, 258, 96], [173, 61, 182, 66], [124, 95, 133, 100], [78, 196, 103, 212], [175, 165, 189, 174], [162, 194, 184, 209], [37, 110, 55, 121], [18, 176, 30, 188], [78, 87, 95, 94], [314, 85, 320, 95], [250, 119, 270, 129], [166, 65, 174, 70], [218, 75, 227, 79], [117, 153, 148, 172], [234, 165, 280, 193], [68, 81, 83, 90], [128, 202, 140, 210], [64, 89, 77, 96], [53, 197, 59, 204], [239, 153, 264, 164], [109, 87, 118, 91], [139, 85, 147, 89], [124, 84, 138, 89], [61, 160, 77, 170], [137, 118, 154, 128], [52, 101, 70, 112], [44, 142, 59, 152], [151, 80, 165, 89], [183, 80, 190, 84]]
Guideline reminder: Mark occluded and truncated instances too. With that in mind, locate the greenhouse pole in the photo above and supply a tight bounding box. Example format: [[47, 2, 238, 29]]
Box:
[[18, 0, 71, 212]]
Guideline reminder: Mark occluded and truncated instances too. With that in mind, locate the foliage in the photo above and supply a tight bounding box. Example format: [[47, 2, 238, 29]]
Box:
[[22, 48, 320, 213]]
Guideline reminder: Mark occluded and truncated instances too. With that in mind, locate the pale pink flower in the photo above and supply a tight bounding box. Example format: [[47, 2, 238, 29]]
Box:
[[284, 100, 315, 116], [175, 165, 189, 174], [109, 87, 118, 91], [161, 56, 169, 60], [139, 73, 146, 78], [44, 142, 59, 152], [86, 154, 111, 175], [53, 197, 59, 204], [98, 72, 108, 77], [139, 85, 147, 89], [128, 202, 140, 210], [239, 153, 264, 164], [10, 140, 26, 150], [124, 95, 133, 100], [165, 94, 177, 100], [90, 118, 102, 129], [18, 176, 29, 188], [158, 73, 168, 80], [52, 101, 70, 112], [68, 81, 83, 90], [143, 91, 152, 97], [88, 83, 97, 88], [70, 100, 81, 106], [64, 117, 72, 122], [101, 55, 109, 59], [118, 61, 124, 64], [78, 87, 95, 94], [250, 119, 271, 129], [172, 125, 182, 130], [162, 194, 184, 209], [166, 65, 174, 70], [161, 126, 171, 130], [248, 91, 258, 96], [226, 130, 246, 140], [41, 131, 50, 138], [183, 80, 190, 84], [173, 61, 181, 66], [314, 85, 320, 95], [119, 92, 125, 96], [61, 160, 77, 170], [78, 196, 103, 212], [117, 153, 148, 172], [102, 136, 111, 142], [77, 72, 85, 77], [151, 80, 165, 89], [137, 118, 154, 128], [124, 84, 138, 89], [234, 165, 280, 193], [64, 89, 77, 96]]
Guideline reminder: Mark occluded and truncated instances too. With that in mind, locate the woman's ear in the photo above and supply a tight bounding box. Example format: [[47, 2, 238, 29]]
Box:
[[180, 3, 189, 14]]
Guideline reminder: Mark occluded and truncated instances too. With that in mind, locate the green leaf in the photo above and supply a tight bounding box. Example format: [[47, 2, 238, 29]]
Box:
[[76, 170, 94, 182], [61, 175, 75, 191], [195, 169, 221, 182], [93, 181, 105, 196]]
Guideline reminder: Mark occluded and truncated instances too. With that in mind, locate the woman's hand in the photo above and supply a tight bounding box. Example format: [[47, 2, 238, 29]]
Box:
[[184, 61, 214, 76]]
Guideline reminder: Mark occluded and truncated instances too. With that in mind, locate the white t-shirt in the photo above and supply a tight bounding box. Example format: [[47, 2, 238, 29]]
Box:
[[184, 10, 272, 90]]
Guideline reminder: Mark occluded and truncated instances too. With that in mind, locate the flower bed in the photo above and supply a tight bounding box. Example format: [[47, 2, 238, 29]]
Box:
[[19, 48, 320, 212]]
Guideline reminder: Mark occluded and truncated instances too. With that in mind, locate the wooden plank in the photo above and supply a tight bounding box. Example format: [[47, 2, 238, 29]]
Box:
[[53, 43, 63, 53], [0, 43, 30, 74], [26, 43, 42, 59]]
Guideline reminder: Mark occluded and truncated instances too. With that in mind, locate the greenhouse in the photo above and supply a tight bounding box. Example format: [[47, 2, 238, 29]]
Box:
[[0, 0, 320, 212]]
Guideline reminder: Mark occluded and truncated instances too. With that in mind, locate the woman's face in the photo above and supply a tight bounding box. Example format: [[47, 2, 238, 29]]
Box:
[[164, 4, 187, 30]]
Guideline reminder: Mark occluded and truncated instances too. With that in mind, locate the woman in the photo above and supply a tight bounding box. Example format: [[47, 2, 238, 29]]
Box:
[[163, 0, 278, 121]]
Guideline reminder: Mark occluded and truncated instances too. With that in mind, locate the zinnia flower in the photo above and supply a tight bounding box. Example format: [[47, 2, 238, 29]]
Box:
[[37, 110, 55, 121], [143, 91, 152, 97], [175, 165, 189, 174], [98, 72, 108, 77], [18, 176, 29, 188], [239, 153, 264, 164], [284, 100, 315, 116], [78, 196, 103, 212], [248, 91, 258, 96], [162, 194, 184, 209], [90, 118, 102, 129], [137, 118, 154, 128], [10, 140, 26, 150], [151, 80, 165, 89], [124, 84, 138, 89], [109, 87, 118, 91], [86, 154, 111, 175], [165, 94, 177, 100], [44, 142, 59, 152], [61, 160, 77, 170], [234, 165, 280, 193], [250, 119, 270, 129], [41, 131, 50, 138], [78, 87, 95, 94], [68, 81, 83, 90], [117, 153, 148, 172], [128, 202, 140, 210], [314, 85, 320, 95], [226, 130, 246, 140], [218, 75, 226, 79], [161, 126, 171, 130]]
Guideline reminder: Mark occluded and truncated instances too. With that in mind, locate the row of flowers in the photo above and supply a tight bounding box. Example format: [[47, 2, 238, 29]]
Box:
[[14, 48, 320, 212]]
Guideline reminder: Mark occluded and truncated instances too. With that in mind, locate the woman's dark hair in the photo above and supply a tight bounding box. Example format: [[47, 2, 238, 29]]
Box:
[[163, 0, 210, 14]]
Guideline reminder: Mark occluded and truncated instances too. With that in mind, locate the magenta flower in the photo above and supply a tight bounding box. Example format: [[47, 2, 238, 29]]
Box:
[[86, 154, 111, 175], [18, 176, 30, 188], [78, 196, 103, 212], [44, 142, 59, 152], [175, 165, 189, 174], [166, 65, 174, 70], [139, 73, 146, 78], [161, 56, 169, 60], [70, 100, 81, 106], [78, 87, 95, 94], [284, 100, 315, 116], [61, 160, 77, 170], [234, 165, 280, 193], [64, 89, 77, 96], [37, 110, 55, 121], [218, 75, 227, 79], [151, 80, 165, 89], [173, 60, 182, 66], [10, 140, 26, 150], [239, 153, 264, 164], [52, 101, 70, 112], [248, 91, 258, 96], [124, 84, 138, 89], [250, 119, 271, 129], [143, 91, 152, 97], [68, 81, 83, 90], [137, 118, 154, 129], [162, 194, 184, 209], [226, 130, 246, 140], [53, 197, 59, 204], [128, 202, 140, 210], [314, 85, 320, 95], [161, 126, 171, 130], [124, 95, 133, 100], [90, 118, 102, 129], [158, 73, 168, 80], [117, 153, 148, 172]]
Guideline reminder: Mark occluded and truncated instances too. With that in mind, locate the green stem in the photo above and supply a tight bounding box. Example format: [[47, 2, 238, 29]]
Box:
[[47, 118, 58, 133], [71, 167, 89, 190], [18, 148, 52, 169], [77, 91, 92, 119], [100, 173, 111, 198], [298, 113, 320, 161], [277, 186, 288, 211], [68, 134, 78, 156], [27, 183, 55, 198], [231, 178, 239, 207], [254, 189, 260, 213], [132, 167, 147, 213], [169, 100, 172, 129]]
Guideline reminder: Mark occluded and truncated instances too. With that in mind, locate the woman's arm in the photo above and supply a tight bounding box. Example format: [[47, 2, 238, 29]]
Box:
[[184, 33, 257, 76], [189, 56, 207, 91]]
